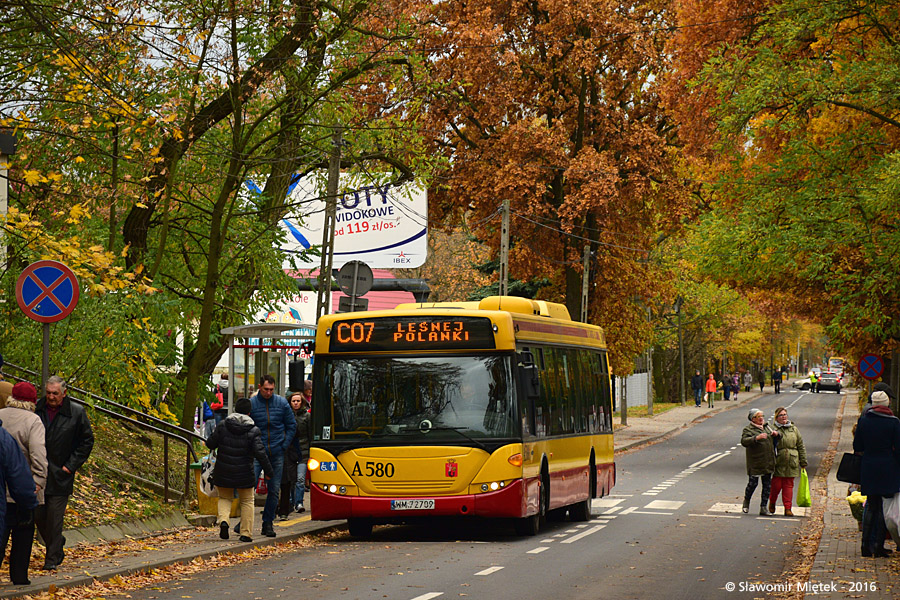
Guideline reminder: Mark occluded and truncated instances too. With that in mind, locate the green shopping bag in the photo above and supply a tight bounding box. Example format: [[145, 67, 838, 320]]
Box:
[[797, 468, 811, 507]]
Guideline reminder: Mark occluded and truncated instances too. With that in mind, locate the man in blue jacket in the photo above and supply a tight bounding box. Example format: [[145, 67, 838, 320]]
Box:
[[250, 375, 295, 538], [1, 419, 39, 584]]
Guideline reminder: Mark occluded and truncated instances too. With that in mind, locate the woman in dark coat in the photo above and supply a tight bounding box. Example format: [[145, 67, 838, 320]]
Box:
[[741, 408, 780, 515], [277, 392, 303, 519], [852, 390, 900, 557], [206, 397, 273, 543]]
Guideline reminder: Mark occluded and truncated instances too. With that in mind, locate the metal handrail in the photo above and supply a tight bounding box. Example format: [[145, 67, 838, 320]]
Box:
[[2, 362, 199, 505]]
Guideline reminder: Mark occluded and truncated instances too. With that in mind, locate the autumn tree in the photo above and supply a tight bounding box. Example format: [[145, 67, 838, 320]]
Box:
[[416, 0, 690, 371], [664, 0, 900, 362], [1, 0, 433, 426]]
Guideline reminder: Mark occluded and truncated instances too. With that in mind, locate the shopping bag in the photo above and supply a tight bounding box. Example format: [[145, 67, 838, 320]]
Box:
[[255, 473, 268, 495], [884, 492, 900, 544], [200, 452, 218, 497], [797, 468, 811, 507], [836, 452, 861, 484]]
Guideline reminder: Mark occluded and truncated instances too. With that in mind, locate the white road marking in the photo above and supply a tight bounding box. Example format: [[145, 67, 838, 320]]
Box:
[[601, 507, 621, 514], [630, 510, 674, 515], [475, 566, 504, 576], [575, 524, 589, 528], [708, 502, 745, 514], [619, 506, 637, 515], [561, 524, 606, 543], [689, 513, 742, 519], [527, 547, 549, 554], [410, 594, 443, 600], [592, 498, 625, 508], [540, 538, 555, 543], [689, 453, 722, 468], [693, 452, 731, 469], [645, 500, 685, 510]]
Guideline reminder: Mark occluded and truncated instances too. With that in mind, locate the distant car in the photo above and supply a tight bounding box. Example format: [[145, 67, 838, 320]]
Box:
[[793, 377, 812, 391], [810, 367, 822, 376], [817, 372, 842, 393]]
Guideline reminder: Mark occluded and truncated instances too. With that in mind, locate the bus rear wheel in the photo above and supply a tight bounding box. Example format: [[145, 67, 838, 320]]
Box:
[[347, 518, 373, 538]]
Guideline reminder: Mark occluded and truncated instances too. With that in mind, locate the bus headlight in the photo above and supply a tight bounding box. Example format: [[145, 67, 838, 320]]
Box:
[[490, 481, 499, 491], [308, 458, 320, 471], [329, 484, 338, 493]]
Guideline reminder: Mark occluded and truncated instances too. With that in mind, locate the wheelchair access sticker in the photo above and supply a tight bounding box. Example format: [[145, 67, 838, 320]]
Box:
[[320, 461, 338, 472]]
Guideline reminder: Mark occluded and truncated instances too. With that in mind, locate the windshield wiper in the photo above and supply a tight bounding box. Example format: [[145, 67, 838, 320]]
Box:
[[418, 424, 489, 452]]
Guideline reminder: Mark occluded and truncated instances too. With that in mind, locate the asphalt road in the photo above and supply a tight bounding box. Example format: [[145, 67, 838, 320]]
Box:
[[127, 389, 841, 600]]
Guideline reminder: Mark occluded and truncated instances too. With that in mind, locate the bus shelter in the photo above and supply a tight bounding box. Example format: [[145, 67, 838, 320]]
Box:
[[220, 322, 316, 408]]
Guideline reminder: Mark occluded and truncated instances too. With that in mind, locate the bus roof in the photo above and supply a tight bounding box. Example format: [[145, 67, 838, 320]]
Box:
[[319, 296, 606, 351]]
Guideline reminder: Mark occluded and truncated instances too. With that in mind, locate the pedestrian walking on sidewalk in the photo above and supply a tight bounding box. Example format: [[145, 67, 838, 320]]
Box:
[[741, 408, 780, 515], [773, 368, 782, 394], [768, 407, 807, 516], [852, 390, 900, 557], [732, 373, 740, 402], [205, 397, 273, 543], [0, 382, 47, 585], [34, 376, 94, 571], [743, 371, 753, 393], [723, 372, 732, 402], [705, 374, 717, 408], [757, 368, 765, 392], [249, 375, 295, 538], [691, 371, 703, 407]]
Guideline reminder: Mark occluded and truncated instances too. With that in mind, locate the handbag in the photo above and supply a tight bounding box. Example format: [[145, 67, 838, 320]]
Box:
[[255, 473, 268, 495], [836, 452, 862, 484], [200, 452, 218, 497], [883, 492, 900, 543], [797, 468, 811, 507]]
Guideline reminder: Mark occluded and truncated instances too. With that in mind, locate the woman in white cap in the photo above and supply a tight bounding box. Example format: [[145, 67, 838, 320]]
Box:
[[853, 390, 900, 557], [741, 408, 780, 514]]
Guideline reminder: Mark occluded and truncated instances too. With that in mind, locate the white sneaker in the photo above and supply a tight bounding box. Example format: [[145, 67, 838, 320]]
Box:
[[295, 504, 305, 513]]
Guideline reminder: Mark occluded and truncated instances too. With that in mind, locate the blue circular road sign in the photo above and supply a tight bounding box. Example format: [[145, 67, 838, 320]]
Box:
[[858, 353, 884, 381], [15, 260, 80, 323]]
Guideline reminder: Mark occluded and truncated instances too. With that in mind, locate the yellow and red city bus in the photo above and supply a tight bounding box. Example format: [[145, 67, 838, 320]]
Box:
[[306, 296, 615, 536]]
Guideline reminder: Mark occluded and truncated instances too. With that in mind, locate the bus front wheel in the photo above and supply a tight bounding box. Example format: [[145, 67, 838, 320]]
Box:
[[347, 518, 373, 538]]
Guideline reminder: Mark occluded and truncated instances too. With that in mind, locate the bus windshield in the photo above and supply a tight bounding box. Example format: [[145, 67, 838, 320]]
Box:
[[315, 354, 518, 442]]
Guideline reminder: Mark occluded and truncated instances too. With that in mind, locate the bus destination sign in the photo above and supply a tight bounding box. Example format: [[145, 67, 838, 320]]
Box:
[[329, 316, 497, 352]]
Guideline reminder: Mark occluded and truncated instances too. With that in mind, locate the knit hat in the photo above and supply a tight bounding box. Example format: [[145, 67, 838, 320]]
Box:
[[872, 382, 895, 400], [748, 408, 763, 420], [11, 381, 37, 403], [234, 397, 251, 415], [871, 391, 890, 407]]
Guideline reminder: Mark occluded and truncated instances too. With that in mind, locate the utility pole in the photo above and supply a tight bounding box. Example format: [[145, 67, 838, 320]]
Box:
[[676, 297, 685, 406], [0, 131, 16, 268], [316, 129, 342, 322], [581, 244, 590, 322], [499, 198, 509, 296]]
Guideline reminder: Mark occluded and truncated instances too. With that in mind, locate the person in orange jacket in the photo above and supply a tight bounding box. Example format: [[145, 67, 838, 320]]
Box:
[[704, 373, 717, 408]]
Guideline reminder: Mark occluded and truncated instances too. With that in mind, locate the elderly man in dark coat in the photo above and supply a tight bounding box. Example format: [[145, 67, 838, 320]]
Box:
[[34, 376, 94, 571], [853, 390, 900, 557]]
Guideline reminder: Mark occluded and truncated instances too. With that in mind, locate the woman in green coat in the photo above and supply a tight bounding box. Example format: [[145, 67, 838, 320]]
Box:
[[769, 407, 807, 516], [741, 408, 780, 515]]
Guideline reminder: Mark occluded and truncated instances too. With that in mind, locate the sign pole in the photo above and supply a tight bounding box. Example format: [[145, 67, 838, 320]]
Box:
[[42, 322, 50, 388]]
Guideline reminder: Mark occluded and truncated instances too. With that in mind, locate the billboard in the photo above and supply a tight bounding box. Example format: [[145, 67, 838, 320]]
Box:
[[246, 174, 427, 269]]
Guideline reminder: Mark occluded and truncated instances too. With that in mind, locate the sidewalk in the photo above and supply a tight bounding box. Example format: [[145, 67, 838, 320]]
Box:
[[614, 388, 762, 451], [3, 384, 883, 598]]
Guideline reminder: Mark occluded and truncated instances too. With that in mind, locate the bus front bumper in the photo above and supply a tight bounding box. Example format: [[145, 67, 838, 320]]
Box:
[[310, 478, 528, 521]]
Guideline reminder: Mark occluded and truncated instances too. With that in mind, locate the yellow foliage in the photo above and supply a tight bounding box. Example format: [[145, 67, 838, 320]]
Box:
[[23, 169, 42, 185]]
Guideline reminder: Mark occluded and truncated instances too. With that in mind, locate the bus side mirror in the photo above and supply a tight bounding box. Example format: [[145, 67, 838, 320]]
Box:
[[289, 360, 306, 392], [517, 352, 539, 398]]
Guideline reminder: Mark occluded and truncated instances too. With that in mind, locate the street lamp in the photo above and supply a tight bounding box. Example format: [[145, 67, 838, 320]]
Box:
[[674, 296, 685, 407]]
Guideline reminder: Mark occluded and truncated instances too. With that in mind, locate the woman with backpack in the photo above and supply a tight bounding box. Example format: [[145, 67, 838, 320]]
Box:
[[205, 397, 273, 543]]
